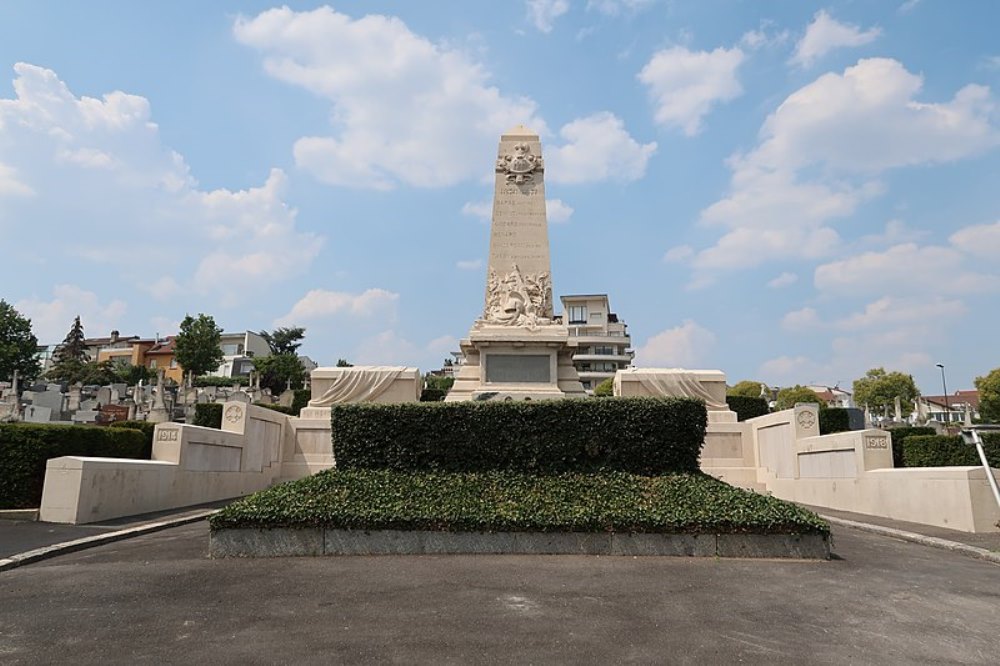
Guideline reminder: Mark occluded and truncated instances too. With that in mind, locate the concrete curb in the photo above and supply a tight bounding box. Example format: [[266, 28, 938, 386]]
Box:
[[0, 510, 218, 573], [821, 515, 1000, 565], [0, 509, 39, 522], [210, 527, 831, 560]]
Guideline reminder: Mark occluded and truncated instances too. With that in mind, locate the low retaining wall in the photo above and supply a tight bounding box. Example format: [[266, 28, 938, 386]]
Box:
[[210, 528, 830, 559]]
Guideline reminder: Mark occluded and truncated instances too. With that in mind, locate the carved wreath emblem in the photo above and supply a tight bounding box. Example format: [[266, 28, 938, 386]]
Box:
[[796, 411, 816, 429], [496, 142, 542, 184], [224, 404, 243, 424]]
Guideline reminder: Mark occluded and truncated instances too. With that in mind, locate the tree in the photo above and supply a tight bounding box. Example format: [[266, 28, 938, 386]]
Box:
[[253, 353, 306, 394], [260, 327, 305, 355], [775, 385, 822, 411], [593, 377, 614, 397], [853, 367, 919, 415], [174, 314, 224, 378], [728, 380, 767, 398], [336, 358, 353, 367], [975, 368, 1000, 422], [0, 300, 41, 382], [47, 315, 90, 383]]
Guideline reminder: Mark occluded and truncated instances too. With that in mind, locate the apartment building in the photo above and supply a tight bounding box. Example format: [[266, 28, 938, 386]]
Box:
[[558, 294, 634, 393]]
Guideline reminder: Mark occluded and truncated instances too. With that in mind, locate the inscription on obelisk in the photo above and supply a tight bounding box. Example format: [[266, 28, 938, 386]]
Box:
[[481, 126, 554, 326]]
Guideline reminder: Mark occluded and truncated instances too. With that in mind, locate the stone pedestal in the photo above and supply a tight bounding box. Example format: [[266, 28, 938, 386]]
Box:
[[447, 325, 586, 402]]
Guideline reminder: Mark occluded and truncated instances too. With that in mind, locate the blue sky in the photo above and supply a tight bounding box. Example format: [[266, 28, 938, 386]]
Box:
[[0, 1, 997, 393]]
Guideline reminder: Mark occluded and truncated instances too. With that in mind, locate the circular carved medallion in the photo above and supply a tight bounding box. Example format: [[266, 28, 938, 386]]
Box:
[[796, 410, 816, 429], [224, 404, 243, 424]]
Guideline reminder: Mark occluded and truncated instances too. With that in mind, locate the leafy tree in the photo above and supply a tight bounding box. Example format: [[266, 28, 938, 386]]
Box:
[[109, 358, 154, 385], [775, 385, 822, 411], [975, 367, 1000, 422], [425, 374, 455, 392], [174, 314, 224, 378], [0, 300, 41, 382], [253, 353, 306, 394], [853, 367, 919, 415], [593, 377, 614, 397], [336, 358, 353, 367], [260, 327, 305, 355], [47, 315, 91, 383], [728, 380, 767, 398]]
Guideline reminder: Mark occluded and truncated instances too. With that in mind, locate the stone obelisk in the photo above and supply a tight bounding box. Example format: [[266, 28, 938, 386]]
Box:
[[447, 126, 585, 401]]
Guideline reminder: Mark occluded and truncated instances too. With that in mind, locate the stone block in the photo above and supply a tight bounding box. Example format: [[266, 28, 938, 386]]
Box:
[[715, 533, 830, 560], [610, 533, 716, 557], [209, 528, 324, 558]]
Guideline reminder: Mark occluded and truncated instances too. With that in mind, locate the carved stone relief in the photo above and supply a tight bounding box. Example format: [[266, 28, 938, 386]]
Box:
[[479, 264, 554, 329], [496, 142, 543, 184]]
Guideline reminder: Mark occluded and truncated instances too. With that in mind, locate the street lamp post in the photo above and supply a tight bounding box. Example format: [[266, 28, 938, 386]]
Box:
[[936, 363, 950, 423]]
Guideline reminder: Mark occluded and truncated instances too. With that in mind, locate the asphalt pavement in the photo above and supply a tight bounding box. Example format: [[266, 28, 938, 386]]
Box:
[[1, 520, 999, 664]]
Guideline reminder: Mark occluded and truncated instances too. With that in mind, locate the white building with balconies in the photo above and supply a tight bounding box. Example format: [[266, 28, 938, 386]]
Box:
[[558, 294, 634, 393]]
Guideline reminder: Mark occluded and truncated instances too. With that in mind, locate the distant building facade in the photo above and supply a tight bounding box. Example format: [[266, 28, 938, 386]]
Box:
[[558, 294, 633, 393]]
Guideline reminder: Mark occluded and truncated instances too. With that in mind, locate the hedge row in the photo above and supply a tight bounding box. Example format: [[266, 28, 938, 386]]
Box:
[[887, 426, 937, 467], [902, 434, 1000, 468], [725, 395, 769, 421], [0, 423, 147, 509], [108, 420, 156, 458], [209, 468, 829, 536], [193, 403, 223, 428], [331, 397, 708, 476], [819, 408, 851, 435]]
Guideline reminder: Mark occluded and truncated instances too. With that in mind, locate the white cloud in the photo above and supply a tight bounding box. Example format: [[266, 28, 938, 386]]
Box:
[[142, 276, 183, 302], [897, 0, 921, 15], [635, 320, 715, 367], [461, 200, 492, 221], [782, 307, 820, 331], [0, 63, 322, 306], [456, 259, 483, 270], [275, 288, 399, 326], [688, 58, 998, 278], [949, 220, 1000, 258], [526, 0, 569, 33], [546, 198, 573, 223], [663, 245, 694, 263], [790, 10, 881, 68], [545, 112, 656, 183], [814, 243, 1000, 295], [352, 329, 457, 367], [637, 45, 744, 135], [587, 0, 655, 16], [15, 285, 127, 343], [767, 272, 798, 288], [836, 296, 965, 332], [740, 23, 790, 50], [0, 162, 33, 197], [234, 7, 545, 189]]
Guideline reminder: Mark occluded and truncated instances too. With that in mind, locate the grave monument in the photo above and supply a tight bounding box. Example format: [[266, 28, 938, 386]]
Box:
[[447, 125, 586, 401]]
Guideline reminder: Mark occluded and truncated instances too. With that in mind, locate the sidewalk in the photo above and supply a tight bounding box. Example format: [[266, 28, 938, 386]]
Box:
[[803, 504, 1000, 553], [0, 500, 229, 559]]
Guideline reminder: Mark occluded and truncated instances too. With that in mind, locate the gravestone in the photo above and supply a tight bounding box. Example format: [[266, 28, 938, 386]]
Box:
[[24, 405, 53, 423], [32, 390, 64, 414], [447, 125, 585, 401], [72, 410, 99, 424]]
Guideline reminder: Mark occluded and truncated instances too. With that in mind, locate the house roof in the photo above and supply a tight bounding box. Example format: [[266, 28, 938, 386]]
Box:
[[923, 390, 979, 409], [145, 337, 176, 355]]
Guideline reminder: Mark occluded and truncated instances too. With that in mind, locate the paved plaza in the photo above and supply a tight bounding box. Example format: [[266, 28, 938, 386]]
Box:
[[2, 521, 998, 664]]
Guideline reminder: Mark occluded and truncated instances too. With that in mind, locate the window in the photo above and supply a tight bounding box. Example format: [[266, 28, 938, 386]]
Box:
[[169, 359, 178, 369], [568, 305, 586, 324], [594, 346, 614, 355], [149, 359, 157, 369]]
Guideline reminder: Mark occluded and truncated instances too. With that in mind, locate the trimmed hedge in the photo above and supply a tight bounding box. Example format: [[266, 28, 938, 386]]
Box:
[[886, 426, 936, 467], [819, 408, 851, 435], [725, 395, 769, 421], [193, 403, 223, 428], [902, 434, 1000, 468], [331, 397, 707, 476], [210, 469, 829, 536], [292, 390, 311, 414], [109, 420, 156, 458], [419, 387, 446, 402], [0, 423, 147, 509]]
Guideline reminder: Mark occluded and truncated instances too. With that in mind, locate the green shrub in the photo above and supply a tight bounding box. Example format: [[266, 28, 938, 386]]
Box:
[[902, 434, 1000, 468], [593, 378, 614, 397], [725, 395, 769, 421], [193, 403, 223, 428], [108, 420, 156, 458], [292, 389, 311, 414], [193, 376, 249, 387], [255, 403, 295, 415], [419, 387, 446, 402], [331, 397, 707, 476], [210, 469, 829, 536], [819, 408, 851, 435], [0, 423, 147, 509], [886, 426, 936, 467]]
